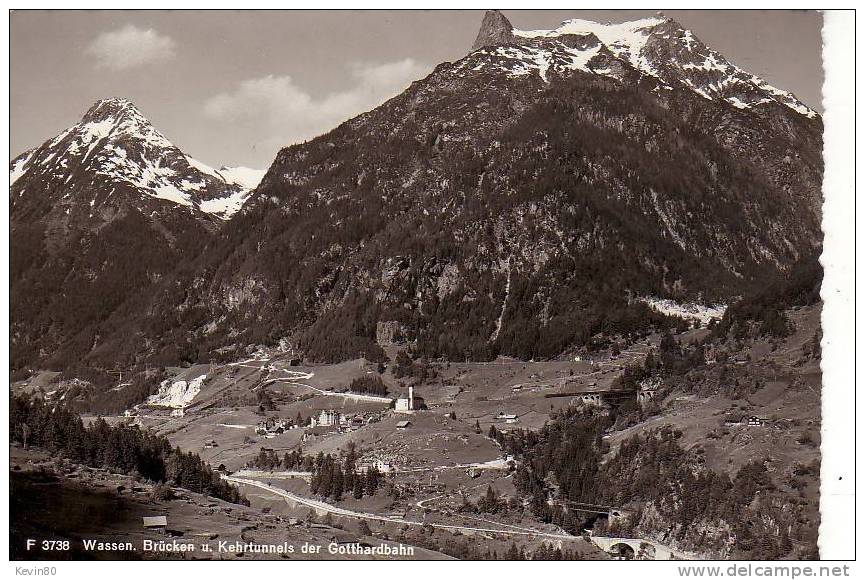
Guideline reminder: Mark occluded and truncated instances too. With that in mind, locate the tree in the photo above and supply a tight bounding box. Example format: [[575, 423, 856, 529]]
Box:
[[331, 464, 344, 501], [349, 375, 389, 396], [393, 350, 412, 379], [477, 485, 501, 513], [365, 466, 381, 495], [643, 350, 657, 371], [256, 389, 276, 412]]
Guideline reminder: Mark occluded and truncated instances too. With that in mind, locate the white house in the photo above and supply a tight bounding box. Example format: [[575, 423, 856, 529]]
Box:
[[309, 410, 339, 428], [395, 386, 415, 413]]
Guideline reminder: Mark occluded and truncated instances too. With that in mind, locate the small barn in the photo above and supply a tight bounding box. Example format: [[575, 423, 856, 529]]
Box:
[[143, 516, 167, 533], [395, 420, 411, 430]]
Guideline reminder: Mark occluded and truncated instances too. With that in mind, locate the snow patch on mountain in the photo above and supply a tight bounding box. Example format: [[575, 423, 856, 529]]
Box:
[[180, 156, 263, 218], [467, 41, 606, 83], [748, 75, 817, 118], [183, 158, 263, 218], [151, 184, 194, 207], [640, 297, 727, 325], [516, 17, 664, 77], [516, 16, 663, 43], [218, 166, 265, 190], [10, 151, 34, 185], [184, 155, 223, 180], [199, 188, 254, 219], [91, 146, 202, 210]]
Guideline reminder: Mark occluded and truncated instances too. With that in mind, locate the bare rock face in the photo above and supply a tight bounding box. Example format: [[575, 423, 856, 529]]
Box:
[[472, 10, 515, 50], [376, 320, 409, 346]]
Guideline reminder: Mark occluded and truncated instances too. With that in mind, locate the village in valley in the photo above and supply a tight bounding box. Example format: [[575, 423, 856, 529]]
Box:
[[11, 299, 822, 561]]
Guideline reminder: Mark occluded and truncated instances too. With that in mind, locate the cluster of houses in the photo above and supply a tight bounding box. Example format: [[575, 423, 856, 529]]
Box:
[[357, 456, 393, 473], [306, 409, 382, 433], [255, 417, 296, 438]]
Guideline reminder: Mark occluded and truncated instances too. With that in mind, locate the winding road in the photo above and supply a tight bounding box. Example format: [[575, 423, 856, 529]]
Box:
[[225, 475, 582, 541], [234, 361, 392, 403]]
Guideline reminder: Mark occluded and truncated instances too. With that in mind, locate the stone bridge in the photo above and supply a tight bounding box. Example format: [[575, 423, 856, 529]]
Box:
[[589, 536, 690, 560], [568, 388, 657, 408]]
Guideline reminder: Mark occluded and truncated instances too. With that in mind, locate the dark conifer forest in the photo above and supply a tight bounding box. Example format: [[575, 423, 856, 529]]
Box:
[[10, 395, 248, 506]]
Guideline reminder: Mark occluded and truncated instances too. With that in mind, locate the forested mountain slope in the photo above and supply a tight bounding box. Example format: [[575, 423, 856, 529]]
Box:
[[10, 12, 822, 379], [129, 11, 821, 365]]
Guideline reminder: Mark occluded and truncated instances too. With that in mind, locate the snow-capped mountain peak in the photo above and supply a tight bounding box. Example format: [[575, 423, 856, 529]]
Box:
[[10, 98, 261, 220], [81, 97, 152, 125], [469, 11, 817, 119], [72, 97, 175, 152], [514, 16, 665, 51]]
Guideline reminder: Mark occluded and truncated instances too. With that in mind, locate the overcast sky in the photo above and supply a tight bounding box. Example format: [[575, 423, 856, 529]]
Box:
[[11, 10, 823, 169]]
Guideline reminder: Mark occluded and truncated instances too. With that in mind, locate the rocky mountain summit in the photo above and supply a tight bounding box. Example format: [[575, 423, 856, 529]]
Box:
[[463, 11, 823, 213], [472, 9, 518, 49], [472, 11, 817, 119], [11, 98, 263, 222]]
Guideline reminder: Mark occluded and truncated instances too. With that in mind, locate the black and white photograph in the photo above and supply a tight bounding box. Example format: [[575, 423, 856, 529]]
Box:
[[5, 5, 857, 572]]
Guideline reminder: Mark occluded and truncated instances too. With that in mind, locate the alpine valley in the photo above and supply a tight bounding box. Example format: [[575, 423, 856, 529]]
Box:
[[10, 11, 824, 561]]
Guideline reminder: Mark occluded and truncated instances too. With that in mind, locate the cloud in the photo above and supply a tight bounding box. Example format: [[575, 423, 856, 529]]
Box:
[[203, 59, 430, 147], [86, 25, 176, 70]]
